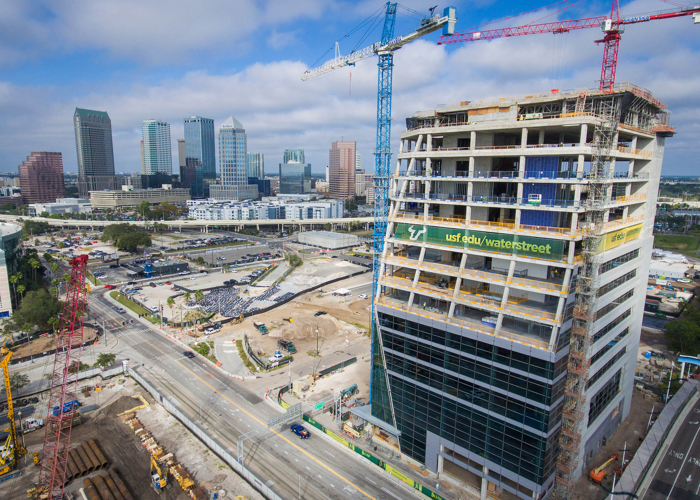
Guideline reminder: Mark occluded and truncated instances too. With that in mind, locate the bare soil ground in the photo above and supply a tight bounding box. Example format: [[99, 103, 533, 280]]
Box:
[[572, 389, 662, 500], [12, 326, 98, 358]]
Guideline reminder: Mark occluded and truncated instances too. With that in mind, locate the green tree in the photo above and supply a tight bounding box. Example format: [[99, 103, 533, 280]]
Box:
[[137, 201, 151, 219], [115, 232, 152, 253], [51, 263, 60, 278], [166, 297, 175, 318], [47, 316, 59, 334], [16, 284, 25, 298], [195, 290, 204, 304], [94, 353, 116, 369], [195, 256, 205, 265], [9, 272, 20, 305], [57, 241, 65, 249], [665, 299, 700, 355], [183, 292, 191, 304], [28, 257, 41, 283], [2, 373, 29, 395], [11, 288, 63, 331]]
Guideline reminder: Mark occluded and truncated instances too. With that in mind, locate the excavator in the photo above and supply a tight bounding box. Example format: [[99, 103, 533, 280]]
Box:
[[0, 338, 27, 481], [589, 452, 620, 483], [150, 455, 169, 494]]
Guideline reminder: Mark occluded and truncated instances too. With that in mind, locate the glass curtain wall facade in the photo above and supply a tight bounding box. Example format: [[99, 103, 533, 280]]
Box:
[[246, 152, 264, 179], [142, 120, 172, 175], [74, 108, 118, 198], [283, 149, 305, 164], [219, 116, 247, 186], [184, 116, 215, 197], [371, 84, 668, 499], [279, 162, 311, 194]]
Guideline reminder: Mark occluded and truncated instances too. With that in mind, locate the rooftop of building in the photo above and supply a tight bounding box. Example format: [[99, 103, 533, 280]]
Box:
[[74, 108, 110, 119], [301, 231, 355, 240], [417, 82, 668, 117], [0, 222, 23, 237]]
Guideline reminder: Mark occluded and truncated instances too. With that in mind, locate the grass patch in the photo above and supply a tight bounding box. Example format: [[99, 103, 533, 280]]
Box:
[[654, 234, 700, 259], [252, 265, 276, 285], [306, 350, 321, 357], [109, 291, 159, 324], [236, 339, 258, 373]]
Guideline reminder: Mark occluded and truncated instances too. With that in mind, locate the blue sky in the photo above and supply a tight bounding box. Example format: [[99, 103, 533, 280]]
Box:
[[0, 0, 698, 176]]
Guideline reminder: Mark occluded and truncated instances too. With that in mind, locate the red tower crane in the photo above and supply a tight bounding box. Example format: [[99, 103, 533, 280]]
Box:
[[438, 1, 700, 92], [37, 255, 89, 500]]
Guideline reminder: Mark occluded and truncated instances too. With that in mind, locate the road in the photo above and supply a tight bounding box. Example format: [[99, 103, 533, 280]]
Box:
[[644, 398, 700, 499], [85, 290, 413, 500]]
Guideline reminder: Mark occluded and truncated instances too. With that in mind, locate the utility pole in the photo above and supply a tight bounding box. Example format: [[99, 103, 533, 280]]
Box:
[[103, 318, 106, 346]]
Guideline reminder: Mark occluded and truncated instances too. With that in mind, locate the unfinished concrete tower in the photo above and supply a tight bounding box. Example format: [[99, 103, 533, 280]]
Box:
[[367, 83, 672, 499]]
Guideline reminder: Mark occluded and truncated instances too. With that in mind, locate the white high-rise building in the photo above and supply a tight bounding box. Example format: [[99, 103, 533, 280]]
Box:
[[142, 120, 172, 175], [210, 116, 258, 201], [356, 152, 362, 172]]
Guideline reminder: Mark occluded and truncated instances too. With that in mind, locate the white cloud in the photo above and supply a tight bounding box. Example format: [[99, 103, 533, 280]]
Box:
[[0, 0, 697, 176]]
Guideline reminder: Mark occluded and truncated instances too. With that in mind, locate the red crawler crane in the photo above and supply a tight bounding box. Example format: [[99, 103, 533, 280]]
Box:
[[37, 255, 89, 499], [438, 0, 700, 92]]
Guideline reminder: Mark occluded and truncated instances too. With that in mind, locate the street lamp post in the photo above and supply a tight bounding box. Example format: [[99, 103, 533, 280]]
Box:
[[666, 362, 676, 403]]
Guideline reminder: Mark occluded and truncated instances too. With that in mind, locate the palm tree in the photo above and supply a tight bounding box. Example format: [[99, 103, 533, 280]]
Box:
[[17, 284, 25, 299], [51, 278, 59, 295], [51, 263, 60, 278], [166, 297, 175, 322], [195, 290, 204, 304], [9, 273, 20, 305], [183, 292, 191, 304], [47, 316, 59, 335], [29, 258, 41, 283]]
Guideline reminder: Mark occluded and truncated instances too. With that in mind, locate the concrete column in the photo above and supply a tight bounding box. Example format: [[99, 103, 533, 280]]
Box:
[[507, 260, 516, 281], [562, 268, 572, 293], [554, 296, 566, 323], [427, 134, 432, 152], [514, 209, 521, 229], [538, 129, 545, 145], [579, 123, 588, 146], [480, 472, 489, 500], [470, 131, 476, 150], [577, 154, 585, 177], [469, 157, 475, 176], [520, 127, 528, 148], [407, 292, 415, 309], [519, 155, 526, 178], [500, 287, 511, 309], [568, 240, 577, 265]]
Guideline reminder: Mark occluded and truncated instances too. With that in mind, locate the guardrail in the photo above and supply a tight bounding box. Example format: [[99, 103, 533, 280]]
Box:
[[129, 368, 284, 500]]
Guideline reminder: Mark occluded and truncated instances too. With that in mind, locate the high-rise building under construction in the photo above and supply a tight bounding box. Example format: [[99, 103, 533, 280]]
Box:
[[368, 83, 671, 499]]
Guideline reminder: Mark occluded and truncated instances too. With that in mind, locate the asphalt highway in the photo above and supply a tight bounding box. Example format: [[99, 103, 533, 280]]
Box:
[[644, 398, 700, 500], [88, 290, 413, 500]]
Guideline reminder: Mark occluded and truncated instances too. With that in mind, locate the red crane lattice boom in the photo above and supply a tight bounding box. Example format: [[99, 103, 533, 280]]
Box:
[[438, 2, 700, 92], [38, 255, 89, 500]]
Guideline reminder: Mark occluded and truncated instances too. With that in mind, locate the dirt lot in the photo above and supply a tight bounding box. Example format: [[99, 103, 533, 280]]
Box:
[[12, 326, 98, 359], [0, 375, 262, 500], [572, 389, 662, 500]]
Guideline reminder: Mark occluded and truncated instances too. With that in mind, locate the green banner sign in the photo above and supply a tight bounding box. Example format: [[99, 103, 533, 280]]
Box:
[[394, 223, 565, 260]]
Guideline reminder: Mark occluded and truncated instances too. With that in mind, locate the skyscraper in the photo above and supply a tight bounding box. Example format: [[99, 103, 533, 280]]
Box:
[[246, 153, 264, 179], [177, 139, 186, 168], [142, 120, 172, 175], [184, 116, 215, 176], [369, 86, 667, 500], [209, 116, 258, 201], [329, 141, 356, 200], [283, 149, 305, 164], [279, 161, 311, 194], [356, 152, 362, 172], [74, 108, 119, 198], [18, 152, 65, 204]]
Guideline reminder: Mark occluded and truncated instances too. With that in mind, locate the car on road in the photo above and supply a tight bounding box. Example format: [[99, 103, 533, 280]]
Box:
[[205, 327, 219, 335], [358, 294, 368, 299], [189, 276, 196, 280], [290, 424, 309, 439], [149, 282, 156, 287], [164, 282, 171, 285], [104, 284, 116, 290], [314, 311, 327, 317], [677, 278, 692, 283], [116, 307, 126, 313], [183, 351, 195, 358]]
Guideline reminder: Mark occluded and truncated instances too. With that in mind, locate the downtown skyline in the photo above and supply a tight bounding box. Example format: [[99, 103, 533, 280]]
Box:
[[0, 0, 698, 176]]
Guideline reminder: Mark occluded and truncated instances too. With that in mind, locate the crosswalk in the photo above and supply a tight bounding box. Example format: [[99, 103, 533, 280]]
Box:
[[105, 326, 152, 338]]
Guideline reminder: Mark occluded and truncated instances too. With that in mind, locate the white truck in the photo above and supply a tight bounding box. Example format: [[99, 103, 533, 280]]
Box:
[[22, 417, 44, 434]]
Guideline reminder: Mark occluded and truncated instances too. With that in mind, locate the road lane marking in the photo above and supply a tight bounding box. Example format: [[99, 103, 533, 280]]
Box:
[[324, 451, 335, 457], [667, 422, 700, 500], [367, 478, 376, 485], [133, 333, 377, 500], [381, 487, 401, 500]]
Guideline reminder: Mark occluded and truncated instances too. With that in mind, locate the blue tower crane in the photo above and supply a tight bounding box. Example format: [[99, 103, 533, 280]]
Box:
[[302, 3, 457, 416]]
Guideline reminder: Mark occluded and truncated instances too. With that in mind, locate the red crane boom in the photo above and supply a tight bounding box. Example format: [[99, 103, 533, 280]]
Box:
[[438, 2, 700, 91], [38, 255, 88, 500]]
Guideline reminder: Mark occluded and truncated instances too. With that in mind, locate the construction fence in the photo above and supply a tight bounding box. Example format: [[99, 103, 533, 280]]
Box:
[[244, 333, 292, 371], [129, 368, 284, 500], [277, 387, 446, 500]]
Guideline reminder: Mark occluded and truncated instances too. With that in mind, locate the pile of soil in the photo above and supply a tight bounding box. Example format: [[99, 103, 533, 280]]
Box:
[[12, 327, 98, 358], [266, 315, 361, 341]]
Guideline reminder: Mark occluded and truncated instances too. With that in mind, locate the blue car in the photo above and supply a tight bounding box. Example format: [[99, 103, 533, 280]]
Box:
[[290, 424, 309, 439], [52, 400, 80, 416]]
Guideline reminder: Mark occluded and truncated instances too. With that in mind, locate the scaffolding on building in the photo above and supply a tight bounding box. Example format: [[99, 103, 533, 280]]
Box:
[[555, 98, 620, 498]]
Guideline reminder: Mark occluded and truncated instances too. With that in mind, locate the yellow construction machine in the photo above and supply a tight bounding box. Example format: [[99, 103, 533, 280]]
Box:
[[0, 339, 27, 480], [150, 455, 169, 494]]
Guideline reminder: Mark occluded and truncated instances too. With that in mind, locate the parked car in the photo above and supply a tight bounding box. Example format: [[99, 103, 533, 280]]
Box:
[[314, 311, 327, 317], [269, 352, 284, 363], [358, 294, 368, 299], [52, 400, 80, 416], [290, 424, 309, 439]]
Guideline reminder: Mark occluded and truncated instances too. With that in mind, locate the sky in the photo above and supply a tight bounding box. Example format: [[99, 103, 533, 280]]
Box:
[[0, 0, 698, 177]]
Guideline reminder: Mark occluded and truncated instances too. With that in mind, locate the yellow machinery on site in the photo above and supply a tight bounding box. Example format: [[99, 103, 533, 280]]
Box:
[[150, 455, 169, 494], [0, 338, 27, 480], [589, 452, 619, 483]]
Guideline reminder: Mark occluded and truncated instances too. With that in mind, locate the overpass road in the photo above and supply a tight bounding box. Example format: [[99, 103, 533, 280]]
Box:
[[87, 291, 413, 500]]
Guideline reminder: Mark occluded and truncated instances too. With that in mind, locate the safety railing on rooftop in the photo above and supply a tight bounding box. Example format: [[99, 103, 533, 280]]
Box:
[[395, 169, 650, 181], [385, 255, 570, 294]]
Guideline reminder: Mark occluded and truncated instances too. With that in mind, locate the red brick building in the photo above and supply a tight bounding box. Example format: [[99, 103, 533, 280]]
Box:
[[19, 152, 65, 204]]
